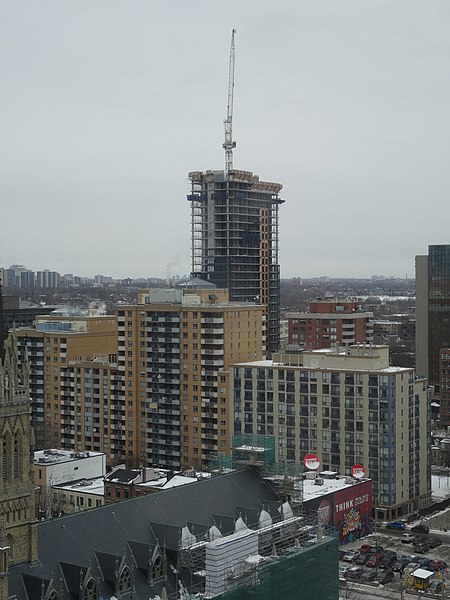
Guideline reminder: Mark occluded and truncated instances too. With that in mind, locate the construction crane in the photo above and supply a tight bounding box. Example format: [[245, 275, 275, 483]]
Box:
[[223, 29, 236, 173]]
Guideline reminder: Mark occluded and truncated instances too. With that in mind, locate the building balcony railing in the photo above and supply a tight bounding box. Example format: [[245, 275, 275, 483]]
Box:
[[201, 318, 224, 325], [201, 349, 224, 356], [201, 359, 224, 367], [201, 338, 224, 346], [200, 328, 224, 335]]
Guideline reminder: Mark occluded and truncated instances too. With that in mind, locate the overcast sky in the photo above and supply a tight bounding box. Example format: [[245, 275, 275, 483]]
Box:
[[1, 1, 449, 280]]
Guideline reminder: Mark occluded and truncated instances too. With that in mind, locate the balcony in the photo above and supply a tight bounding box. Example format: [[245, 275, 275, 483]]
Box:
[[201, 317, 224, 325], [201, 328, 224, 335], [201, 338, 224, 346], [201, 349, 224, 356], [201, 359, 224, 367]]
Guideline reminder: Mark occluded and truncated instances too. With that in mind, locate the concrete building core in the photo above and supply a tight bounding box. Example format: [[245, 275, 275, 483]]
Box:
[[187, 169, 284, 355]]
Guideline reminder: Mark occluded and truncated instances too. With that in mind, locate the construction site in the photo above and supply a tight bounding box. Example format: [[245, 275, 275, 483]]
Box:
[[186, 30, 285, 354], [169, 436, 339, 599]]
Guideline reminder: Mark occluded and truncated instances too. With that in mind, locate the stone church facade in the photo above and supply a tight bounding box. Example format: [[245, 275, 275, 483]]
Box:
[[0, 331, 37, 600]]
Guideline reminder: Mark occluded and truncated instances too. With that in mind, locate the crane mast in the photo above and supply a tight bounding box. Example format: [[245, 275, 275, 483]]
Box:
[[223, 29, 236, 173]]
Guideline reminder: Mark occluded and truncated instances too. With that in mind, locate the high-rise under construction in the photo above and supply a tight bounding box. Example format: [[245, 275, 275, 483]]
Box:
[[187, 31, 285, 354]]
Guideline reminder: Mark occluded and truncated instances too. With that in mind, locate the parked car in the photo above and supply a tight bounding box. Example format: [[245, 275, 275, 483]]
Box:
[[411, 524, 430, 534], [428, 559, 448, 571], [358, 544, 374, 554], [401, 533, 415, 543], [393, 558, 410, 573], [404, 562, 421, 572], [379, 552, 397, 569], [413, 542, 429, 554], [345, 566, 364, 580], [386, 521, 406, 530], [376, 569, 394, 584], [343, 549, 359, 562], [361, 569, 377, 582], [339, 550, 346, 560], [418, 558, 433, 569], [426, 537, 442, 548], [354, 553, 370, 566], [339, 566, 351, 577], [367, 553, 384, 568], [428, 580, 443, 595]]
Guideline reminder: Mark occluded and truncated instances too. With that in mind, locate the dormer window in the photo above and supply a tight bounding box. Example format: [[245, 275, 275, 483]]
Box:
[[119, 566, 132, 592], [83, 578, 99, 600], [152, 555, 164, 580]]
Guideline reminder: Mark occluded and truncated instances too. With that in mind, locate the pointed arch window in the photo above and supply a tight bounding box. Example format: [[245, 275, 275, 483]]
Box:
[[2, 440, 8, 481], [13, 436, 20, 478], [119, 566, 132, 592], [83, 578, 99, 600], [152, 554, 164, 580], [6, 534, 13, 560], [48, 591, 60, 600]]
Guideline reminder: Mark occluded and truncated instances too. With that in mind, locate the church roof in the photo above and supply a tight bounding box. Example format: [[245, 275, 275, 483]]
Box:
[[8, 468, 281, 599]]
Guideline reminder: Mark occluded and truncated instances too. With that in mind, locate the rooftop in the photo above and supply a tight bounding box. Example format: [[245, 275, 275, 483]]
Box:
[[53, 476, 105, 496], [34, 449, 104, 465]]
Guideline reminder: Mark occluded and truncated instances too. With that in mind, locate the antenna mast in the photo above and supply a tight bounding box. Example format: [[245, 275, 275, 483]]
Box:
[[223, 29, 236, 173]]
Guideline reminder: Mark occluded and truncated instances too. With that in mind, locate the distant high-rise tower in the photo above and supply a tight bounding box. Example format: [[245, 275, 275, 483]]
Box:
[[416, 245, 450, 415], [187, 32, 285, 353]]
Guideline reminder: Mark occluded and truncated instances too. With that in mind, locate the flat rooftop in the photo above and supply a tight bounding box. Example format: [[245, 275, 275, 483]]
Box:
[[34, 449, 104, 465], [53, 477, 105, 496]]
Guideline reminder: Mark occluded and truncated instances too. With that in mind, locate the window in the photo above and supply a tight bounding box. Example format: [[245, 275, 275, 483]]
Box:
[[153, 555, 164, 580], [13, 436, 20, 478], [2, 439, 8, 481], [119, 567, 132, 592], [83, 578, 99, 600]]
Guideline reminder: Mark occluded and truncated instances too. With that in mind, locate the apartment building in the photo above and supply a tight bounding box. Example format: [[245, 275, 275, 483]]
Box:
[[286, 299, 373, 351], [232, 345, 432, 519], [118, 285, 265, 470], [59, 358, 125, 465], [36, 269, 60, 288], [16, 314, 117, 449]]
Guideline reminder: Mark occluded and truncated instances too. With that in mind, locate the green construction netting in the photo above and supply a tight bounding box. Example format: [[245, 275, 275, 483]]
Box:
[[217, 536, 339, 600]]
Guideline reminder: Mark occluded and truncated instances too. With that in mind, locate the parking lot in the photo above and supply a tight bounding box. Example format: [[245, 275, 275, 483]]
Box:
[[339, 528, 450, 597]]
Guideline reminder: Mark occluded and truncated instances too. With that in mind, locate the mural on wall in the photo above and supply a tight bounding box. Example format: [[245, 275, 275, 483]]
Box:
[[334, 481, 373, 544], [304, 477, 373, 545]]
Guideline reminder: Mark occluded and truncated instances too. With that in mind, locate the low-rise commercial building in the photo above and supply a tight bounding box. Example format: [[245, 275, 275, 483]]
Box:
[[34, 449, 106, 518]]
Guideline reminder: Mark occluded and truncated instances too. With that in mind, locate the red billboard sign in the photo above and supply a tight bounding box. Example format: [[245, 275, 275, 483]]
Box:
[[334, 480, 372, 529], [351, 464, 365, 480], [303, 454, 320, 470]]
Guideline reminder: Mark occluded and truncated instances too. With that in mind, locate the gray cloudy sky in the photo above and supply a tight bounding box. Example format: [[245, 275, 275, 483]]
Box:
[[1, 1, 449, 280]]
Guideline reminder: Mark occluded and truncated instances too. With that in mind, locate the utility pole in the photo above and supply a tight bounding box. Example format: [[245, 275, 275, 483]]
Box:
[[223, 29, 236, 173]]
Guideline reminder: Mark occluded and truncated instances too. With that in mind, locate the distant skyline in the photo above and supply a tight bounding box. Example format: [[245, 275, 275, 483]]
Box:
[[1, 1, 450, 279], [1, 261, 415, 282]]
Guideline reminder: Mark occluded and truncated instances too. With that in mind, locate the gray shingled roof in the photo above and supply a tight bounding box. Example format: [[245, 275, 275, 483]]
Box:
[[9, 468, 281, 600]]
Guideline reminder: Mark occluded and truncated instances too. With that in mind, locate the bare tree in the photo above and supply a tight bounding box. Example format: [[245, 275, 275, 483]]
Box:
[[339, 581, 364, 600], [38, 475, 67, 519]]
